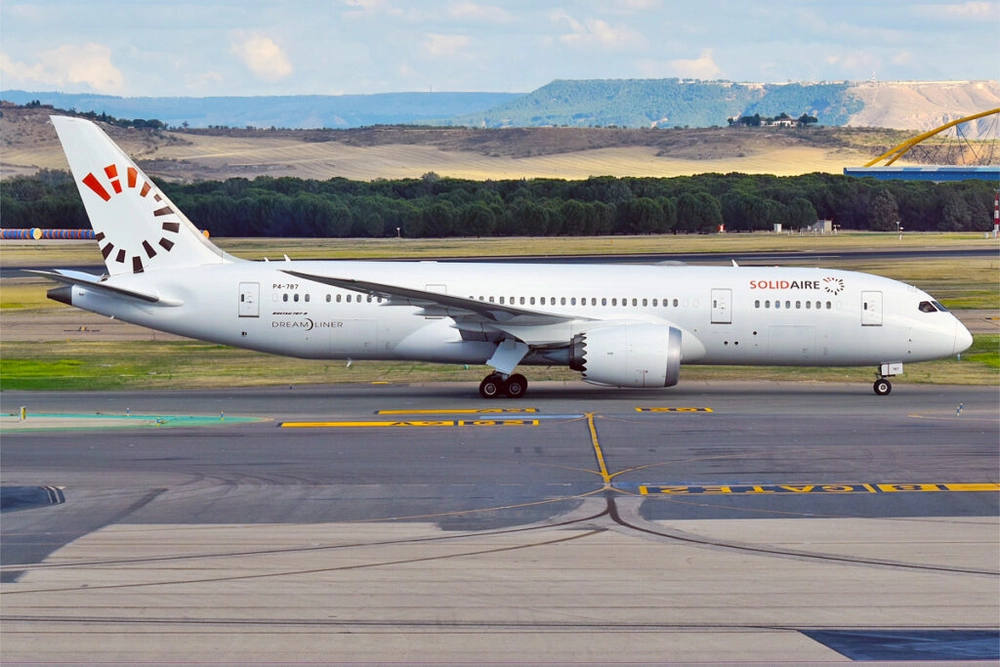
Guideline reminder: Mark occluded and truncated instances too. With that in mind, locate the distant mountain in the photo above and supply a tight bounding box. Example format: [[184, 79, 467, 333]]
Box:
[[449, 79, 863, 128], [0, 90, 522, 129], [3, 79, 997, 133]]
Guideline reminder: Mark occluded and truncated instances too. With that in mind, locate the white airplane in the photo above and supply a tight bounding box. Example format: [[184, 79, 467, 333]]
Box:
[[34, 116, 973, 398]]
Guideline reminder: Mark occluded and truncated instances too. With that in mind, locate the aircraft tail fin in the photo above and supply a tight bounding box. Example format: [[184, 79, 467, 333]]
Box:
[[51, 116, 230, 275]]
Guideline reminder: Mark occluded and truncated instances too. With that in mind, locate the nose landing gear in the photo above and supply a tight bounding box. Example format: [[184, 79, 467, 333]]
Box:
[[873, 362, 902, 396], [873, 377, 892, 396], [479, 372, 528, 399]]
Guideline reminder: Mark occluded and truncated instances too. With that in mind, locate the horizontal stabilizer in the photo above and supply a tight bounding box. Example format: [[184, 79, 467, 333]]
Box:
[[27, 269, 180, 305]]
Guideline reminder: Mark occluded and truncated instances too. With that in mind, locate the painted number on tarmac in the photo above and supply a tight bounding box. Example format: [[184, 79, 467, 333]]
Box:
[[280, 419, 539, 428], [635, 407, 713, 413], [638, 482, 1000, 495]]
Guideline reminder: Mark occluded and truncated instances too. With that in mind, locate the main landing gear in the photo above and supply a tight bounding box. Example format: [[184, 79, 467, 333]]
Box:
[[479, 372, 528, 399]]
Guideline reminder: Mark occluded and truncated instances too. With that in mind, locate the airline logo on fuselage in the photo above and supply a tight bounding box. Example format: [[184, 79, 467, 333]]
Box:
[[750, 276, 845, 295]]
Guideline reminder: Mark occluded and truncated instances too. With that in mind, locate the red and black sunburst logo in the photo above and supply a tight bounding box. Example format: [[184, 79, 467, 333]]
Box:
[[81, 163, 181, 273], [823, 276, 845, 295]]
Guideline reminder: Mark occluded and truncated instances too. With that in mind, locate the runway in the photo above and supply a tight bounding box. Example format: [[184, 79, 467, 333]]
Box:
[[1, 381, 998, 663]]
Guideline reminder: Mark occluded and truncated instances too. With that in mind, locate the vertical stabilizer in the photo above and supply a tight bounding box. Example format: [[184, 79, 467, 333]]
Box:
[[51, 116, 229, 275]]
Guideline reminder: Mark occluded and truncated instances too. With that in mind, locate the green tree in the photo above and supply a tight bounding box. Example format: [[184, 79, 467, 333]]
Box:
[[868, 189, 900, 232]]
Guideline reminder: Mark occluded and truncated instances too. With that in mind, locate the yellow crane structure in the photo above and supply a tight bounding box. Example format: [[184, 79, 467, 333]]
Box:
[[864, 108, 1000, 167]]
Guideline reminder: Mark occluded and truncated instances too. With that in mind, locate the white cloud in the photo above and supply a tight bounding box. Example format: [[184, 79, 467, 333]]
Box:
[[422, 34, 471, 58], [229, 32, 293, 82], [668, 49, 720, 79], [0, 43, 124, 93], [928, 1, 996, 19], [552, 12, 646, 49], [449, 2, 513, 23]]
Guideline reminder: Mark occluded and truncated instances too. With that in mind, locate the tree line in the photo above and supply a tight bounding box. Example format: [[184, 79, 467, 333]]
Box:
[[2, 169, 994, 237]]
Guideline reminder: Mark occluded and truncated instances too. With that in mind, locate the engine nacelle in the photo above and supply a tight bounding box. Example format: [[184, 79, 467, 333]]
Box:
[[569, 323, 682, 388]]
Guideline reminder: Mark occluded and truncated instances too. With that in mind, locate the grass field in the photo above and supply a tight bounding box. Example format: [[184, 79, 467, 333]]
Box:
[[1, 233, 997, 391]]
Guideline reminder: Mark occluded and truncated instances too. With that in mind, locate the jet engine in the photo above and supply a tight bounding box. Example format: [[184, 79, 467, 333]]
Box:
[[569, 323, 682, 388]]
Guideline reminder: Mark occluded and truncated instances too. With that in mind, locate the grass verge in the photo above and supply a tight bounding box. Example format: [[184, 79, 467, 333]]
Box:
[[1, 336, 995, 392]]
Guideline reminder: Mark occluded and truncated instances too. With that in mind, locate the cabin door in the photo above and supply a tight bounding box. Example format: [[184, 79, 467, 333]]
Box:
[[711, 288, 732, 324], [238, 282, 260, 318], [861, 290, 883, 326]]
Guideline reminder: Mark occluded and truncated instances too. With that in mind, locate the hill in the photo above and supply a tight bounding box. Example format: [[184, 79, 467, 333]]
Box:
[[3, 79, 997, 134], [0, 90, 520, 130], [1, 103, 918, 182]]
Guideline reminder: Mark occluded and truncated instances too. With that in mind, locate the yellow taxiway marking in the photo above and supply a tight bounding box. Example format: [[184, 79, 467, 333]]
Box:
[[585, 412, 612, 486], [638, 482, 1000, 495], [280, 419, 540, 428], [636, 407, 713, 413], [375, 408, 538, 415]]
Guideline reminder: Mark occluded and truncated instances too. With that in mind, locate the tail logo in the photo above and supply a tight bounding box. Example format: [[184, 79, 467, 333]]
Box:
[[80, 163, 181, 273]]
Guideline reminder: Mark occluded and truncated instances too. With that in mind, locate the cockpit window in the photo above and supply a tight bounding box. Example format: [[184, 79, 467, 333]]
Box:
[[918, 300, 949, 313]]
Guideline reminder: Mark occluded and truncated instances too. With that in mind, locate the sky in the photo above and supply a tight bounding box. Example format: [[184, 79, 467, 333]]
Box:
[[1, 0, 997, 97]]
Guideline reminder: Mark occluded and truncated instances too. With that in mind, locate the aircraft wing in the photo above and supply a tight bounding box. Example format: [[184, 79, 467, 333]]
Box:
[[283, 269, 585, 327], [28, 269, 180, 305]]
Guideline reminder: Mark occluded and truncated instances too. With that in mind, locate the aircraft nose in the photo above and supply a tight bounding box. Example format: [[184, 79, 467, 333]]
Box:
[[954, 320, 973, 355]]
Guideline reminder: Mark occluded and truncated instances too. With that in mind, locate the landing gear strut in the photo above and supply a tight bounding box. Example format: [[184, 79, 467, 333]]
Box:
[[479, 372, 528, 399]]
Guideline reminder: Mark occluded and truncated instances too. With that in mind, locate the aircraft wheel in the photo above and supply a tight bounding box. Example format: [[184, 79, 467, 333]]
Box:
[[873, 378, 892, 396], [479, 374, 504, 399], [505, 374, 527, 399]]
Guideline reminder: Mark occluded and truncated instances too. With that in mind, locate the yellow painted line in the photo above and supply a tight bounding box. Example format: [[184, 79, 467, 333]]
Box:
[[280, 419, 540, 428], [637, 482, 1000, 495], [944, 483, 1000, 492], [635, 407, 713, 413], [376, 408, 538, 415], [585, 412, 611, 486]]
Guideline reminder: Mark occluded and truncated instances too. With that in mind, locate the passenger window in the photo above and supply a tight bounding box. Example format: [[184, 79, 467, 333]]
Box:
[[652, 299, 658, 307], [346, 294, 352, 303], [673, 299, 679, 307], [601, 298, 607, 306], [775, 300, 780, 309], [336, 294, 342, 303], [540, 297, 546, 305], [785, 301, 790, 309], [765, 300, 770, 308], [489, 296, 495, 303], [612, 298, 618, 306], [367, 295, 373, 303], [530, 297, 535, 305], [305, 294, 310, 302], [826, 301, 832, 309], [795, 301, 800, 309], [283, 293, 288, 302], [326, 294, 331, 303], [754, 300, 760, 308], [571, 297, 577, 305], [520, 297, 525, 305], [642, 298, 647, 307], [561, 297, 566, 306]]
